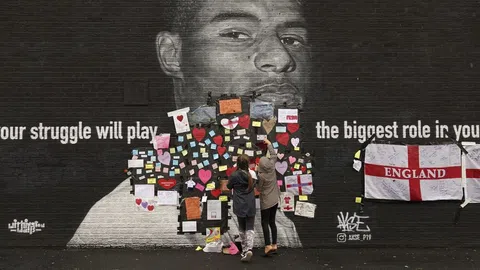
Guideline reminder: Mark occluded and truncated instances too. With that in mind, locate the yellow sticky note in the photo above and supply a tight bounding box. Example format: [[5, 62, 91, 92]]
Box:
[[228, 146, 235, 152], [169, 148, 176, 154], [219, 196, 228, 202], [246, 142, 252, 148], [200, 148, 206, 153], [294, 147, 300, 151], [206, 183, 215, 189], [225, 129, 230, 135], [225, 136, 231, 142], [294, 163, 300, 169], [175, 168, 180, 174], [237, 148, 244, 155], [307, 170, 311, 174], [219, 165, 227, 172], [145, 164, 154, 169], [354, 150, 361, 159], [355, 197, 362, 203], [147, 178, 156, 184], [299, 195, 308, 201], [182, 150, 188, 156], [252, 121, 261, 127], [186, 133, 193, 140]]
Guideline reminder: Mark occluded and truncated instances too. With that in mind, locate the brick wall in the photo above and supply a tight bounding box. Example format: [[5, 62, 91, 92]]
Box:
[[0, 0, 478, 247]]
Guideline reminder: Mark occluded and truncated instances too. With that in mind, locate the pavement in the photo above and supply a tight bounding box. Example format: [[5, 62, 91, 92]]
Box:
[[0, 247, 478, 270]]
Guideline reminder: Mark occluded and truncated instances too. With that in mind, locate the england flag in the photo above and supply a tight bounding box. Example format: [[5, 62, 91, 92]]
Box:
[[364, 143, 462, 201]]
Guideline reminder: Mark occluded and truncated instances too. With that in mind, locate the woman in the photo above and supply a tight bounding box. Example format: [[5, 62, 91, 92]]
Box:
[[227, 154, 256, 262], [256, 138, 281, 256]]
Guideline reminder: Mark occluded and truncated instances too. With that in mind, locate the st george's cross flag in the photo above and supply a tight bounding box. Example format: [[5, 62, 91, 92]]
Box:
[[464, 144, 480, 203], [364, 143, 462, 201]]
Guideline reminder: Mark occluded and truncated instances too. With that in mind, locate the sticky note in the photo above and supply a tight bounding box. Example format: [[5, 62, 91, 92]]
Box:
[[223, 153, 230, 159], [272, 142, 278, 148], [179, 162, 186, 169], [228, 146, 235, 152], [256, 150, 263, 156], [195, 183, 205, 192], [219, 196, 228, 202], [169, 171, 175, 177], [213, 154, 219, 160], [182, 150, 188, 156], [299, 195, 308, 201], [206, 183, 215, 190], [136, 169, 143, 174], [212, 163, 218, 169], [145, 163, 154, 170], [307, 170, 311, 174], [147, 150, 154, 156], [225, 129, 230, 135], [306, 162, 312, 169], [210, 143, 217, 150], [252, 121, 261, 127], [150, 156, 157, 162], [225, 136, 231, 142], [175, 168, 180, 174], [170, 148, 176, 154], [203, 160, 210, 166], [276, 126, 287, 133], [186, 133, 193, 140], [191, 160, 197, 166], [237, 148, 243, 155], [202, 152, 209, 158], [132, 150, 139, 155], [178, 136, 184, 142], [237, 129, 246, 135], [200, 148, 206, 153], [355, 197, 362, 203], [219, 165, 227, 172], [193, 152, 199, 158], [163, 167, 169, 173], [234, 136, 240, 140], [197, 163, 204, 169], [294, 147, 300, 151], [148, 178, 156, 184], [257, 134, 267, 141], [277, 180, 283, 186], [205, 138, 211, 145], [294, 164, 300, 169], [354, 150, 361, 159], [172, 160, 178, 166], [189, 169, 195, 175], [243, 136, 250, 140], [176, 146, 183, 152], [145, 170, 153, 174], [190, 141, 196, 147], [209, 130, 215, 137], [246, 142, 252, 148]]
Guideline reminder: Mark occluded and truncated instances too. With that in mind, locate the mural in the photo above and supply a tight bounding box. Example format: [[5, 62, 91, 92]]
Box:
[[1, 0, 479, 248]]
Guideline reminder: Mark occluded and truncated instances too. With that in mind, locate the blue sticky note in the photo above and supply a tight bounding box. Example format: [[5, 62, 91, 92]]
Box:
[[156, 162, 161, 167], [169, 171, 175, 177], [209, 130, 215, 137], [176, 145, 183, 152], [178, 136, 184, 142], [213, 154, 219, 160], [173, 160, 179, 166], [272, 142, 279, 148], [132, 149, 139, 155], [210, 143, 217, 150], [223, 153, 230, 159], [190, 141, 196, 148], [205, 138, 212, 145], [193, 152, 199, 158], [147, 150, 154, 156], [203, 160, 210, 166]]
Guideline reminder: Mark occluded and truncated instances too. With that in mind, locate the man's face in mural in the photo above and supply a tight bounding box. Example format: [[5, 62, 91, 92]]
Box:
[[157, 0, 312, 110]]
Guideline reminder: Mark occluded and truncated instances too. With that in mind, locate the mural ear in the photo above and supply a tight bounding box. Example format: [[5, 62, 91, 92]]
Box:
[[156, 31, 183, 79]]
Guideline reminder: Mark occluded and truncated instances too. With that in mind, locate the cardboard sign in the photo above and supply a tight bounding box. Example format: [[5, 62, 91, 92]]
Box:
[[219, 98, 242, 115]]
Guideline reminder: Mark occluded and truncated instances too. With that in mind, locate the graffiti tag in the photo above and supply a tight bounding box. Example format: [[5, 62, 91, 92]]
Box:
[[336, 212, 372, 243], [8, 219, 45, 235]]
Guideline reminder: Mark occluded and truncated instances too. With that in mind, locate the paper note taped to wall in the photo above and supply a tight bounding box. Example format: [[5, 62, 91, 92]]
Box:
[[219, 98, 242, 114], [128, 159, 144, 168]]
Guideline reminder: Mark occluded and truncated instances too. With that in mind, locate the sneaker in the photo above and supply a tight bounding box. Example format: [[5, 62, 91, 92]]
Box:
[[241, 250, 253, 262]]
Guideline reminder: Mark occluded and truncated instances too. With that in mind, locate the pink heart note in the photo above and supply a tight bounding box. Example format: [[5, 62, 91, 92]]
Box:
[[275, 161, 288, 175], [277, 153, 284, 160], [158, 151, 171, 165], [288, 156, 296, 164], [198, 169, 212, 184]]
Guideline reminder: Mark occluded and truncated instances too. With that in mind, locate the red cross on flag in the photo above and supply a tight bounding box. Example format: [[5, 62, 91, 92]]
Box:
[[364, 143, 462, 201], [465, 145, 480, 203]]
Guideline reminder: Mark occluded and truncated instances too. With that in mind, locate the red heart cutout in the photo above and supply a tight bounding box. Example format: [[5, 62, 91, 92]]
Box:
[[301, 166, 307, 173], [276, 133, 290, 146], [177, 115, 184, 122], [192, 127, 206, 142], [213, 135, 223, 146], [226, 167, 237, 177], [147, 205, 154, 211], [211, 189, 221, 198], [287, 123, 299, 134], [135, 198, 142, 205], [255, 142, 267, 150], [158, 179, 177, 190], [217, 146, 226, 156], [238, 114, 250, 128]]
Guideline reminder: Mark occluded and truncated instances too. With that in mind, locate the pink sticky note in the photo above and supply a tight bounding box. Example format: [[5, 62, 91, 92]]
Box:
[[179, 162, 186, 169], [195, 183, 205, 192], [277, 180, 283, 186]]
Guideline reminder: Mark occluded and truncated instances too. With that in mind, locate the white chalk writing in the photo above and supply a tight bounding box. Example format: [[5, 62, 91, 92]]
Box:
[[336, 212, 371, 232]]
